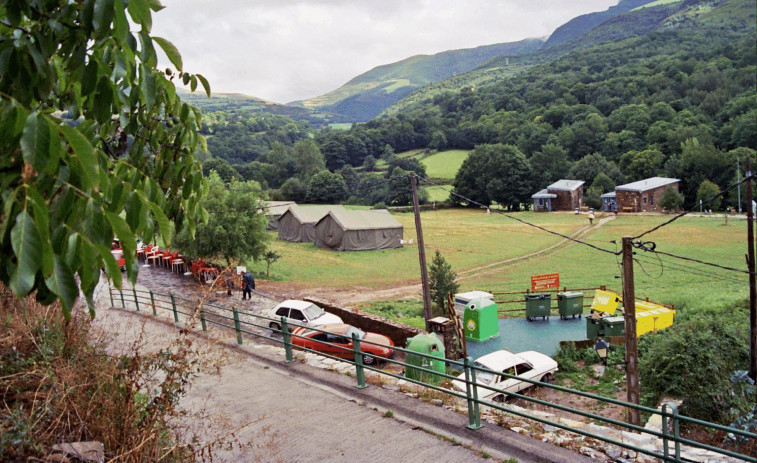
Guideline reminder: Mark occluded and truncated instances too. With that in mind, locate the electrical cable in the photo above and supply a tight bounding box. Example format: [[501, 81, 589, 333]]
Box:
[[631, 174, 755, 240], [418, 175, 621, 256]]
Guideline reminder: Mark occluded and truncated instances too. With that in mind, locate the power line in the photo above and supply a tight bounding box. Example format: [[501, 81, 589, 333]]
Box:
[[632, 240, 752, 275], [418, 176, 621, 256], [632, 174, 754, 240]]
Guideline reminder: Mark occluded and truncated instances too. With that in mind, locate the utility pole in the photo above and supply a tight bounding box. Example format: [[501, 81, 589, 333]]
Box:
[[410, 173, 433, 331], [746, 159, 756, 382], [621, 237, 641, 426], [737, 157, 742, 214]]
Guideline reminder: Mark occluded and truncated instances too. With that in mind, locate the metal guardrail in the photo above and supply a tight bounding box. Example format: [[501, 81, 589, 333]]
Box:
[[109, 286, 756, 463]]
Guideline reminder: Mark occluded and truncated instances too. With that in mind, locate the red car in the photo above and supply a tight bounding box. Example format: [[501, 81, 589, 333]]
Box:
[[291, 323, 394, 365]]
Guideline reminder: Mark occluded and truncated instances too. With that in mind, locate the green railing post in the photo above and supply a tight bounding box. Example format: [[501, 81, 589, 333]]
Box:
[[353, 332, 367, 389], [463, 356, 476, 428], [109, 287, 114, 307], [469, 358, 483, 430], [662, 404, 670, 462], [232, 306, 242, 345], [149, 290, 156, 316], [120, 289, 125, 309], [281, 317, 293, 363], [170, 293, 178, 322], [672, 403, 681, 461], [132, 288, 139, 311], [200, 308, 207, 332]]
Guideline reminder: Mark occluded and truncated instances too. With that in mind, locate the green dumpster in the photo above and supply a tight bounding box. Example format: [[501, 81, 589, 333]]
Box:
[[463, 298, 499, 342], [558, 291, 584, 319], [603, 316, 625, 337], [525, 293, 552, 321], [405, 333, 446, 384], [586, 317, 602, 339], [586, 315, 626, 339]]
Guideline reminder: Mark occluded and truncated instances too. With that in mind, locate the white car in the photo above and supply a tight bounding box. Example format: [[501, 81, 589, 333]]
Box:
[[267, 300, 343, 332], [452, 350, 558, 402]]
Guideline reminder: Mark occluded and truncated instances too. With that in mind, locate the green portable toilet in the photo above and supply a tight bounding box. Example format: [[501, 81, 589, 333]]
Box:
[[558, 291, 584, 319], [463, 298, 499, 342], [405, 333, 446, 384], [525, 293, 552, 321]]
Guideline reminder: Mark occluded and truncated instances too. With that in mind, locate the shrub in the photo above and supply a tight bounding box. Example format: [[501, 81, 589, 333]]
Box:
[[638, 304, 749, 424]]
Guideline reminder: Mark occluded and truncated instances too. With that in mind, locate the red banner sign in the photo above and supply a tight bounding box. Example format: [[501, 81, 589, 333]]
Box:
[[531, 273, 560, 291]]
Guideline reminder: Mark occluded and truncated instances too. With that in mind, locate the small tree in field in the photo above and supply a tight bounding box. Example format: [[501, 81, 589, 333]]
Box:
[[659, 186, 684, 212], [263, 250, 281, 278], [696, 179, 722, 211], [429, 250, 460, 317]]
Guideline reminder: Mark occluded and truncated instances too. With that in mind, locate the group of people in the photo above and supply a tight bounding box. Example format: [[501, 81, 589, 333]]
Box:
[[226, 270, 256, 300]]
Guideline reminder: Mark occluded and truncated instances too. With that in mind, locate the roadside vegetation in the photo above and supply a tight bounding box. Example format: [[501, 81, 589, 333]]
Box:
[[0, 292, 201, 462]]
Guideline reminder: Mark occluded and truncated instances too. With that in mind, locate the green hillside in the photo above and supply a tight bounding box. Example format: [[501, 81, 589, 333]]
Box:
[[178, 90, 351, 128], [291, 38, 544, 122], [542, 0, 658, 48], [312, 0, 756, 211]]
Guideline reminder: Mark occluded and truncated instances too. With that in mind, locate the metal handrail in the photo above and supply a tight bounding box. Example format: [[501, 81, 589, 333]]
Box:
[[108, 286, 757, 462]]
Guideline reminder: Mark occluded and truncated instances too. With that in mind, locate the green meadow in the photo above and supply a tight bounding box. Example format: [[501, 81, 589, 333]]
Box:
[[250, 210, 749, 318]]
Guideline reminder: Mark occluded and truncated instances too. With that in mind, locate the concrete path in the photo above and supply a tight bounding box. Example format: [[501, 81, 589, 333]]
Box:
[[90, 278, 592, 463]]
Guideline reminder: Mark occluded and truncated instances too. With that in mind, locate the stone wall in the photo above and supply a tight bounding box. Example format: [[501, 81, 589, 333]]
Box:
[[305, 297, 424, 347]]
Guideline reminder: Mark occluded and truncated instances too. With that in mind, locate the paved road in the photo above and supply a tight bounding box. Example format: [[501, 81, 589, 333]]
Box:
[[92, 275, 592, 463]]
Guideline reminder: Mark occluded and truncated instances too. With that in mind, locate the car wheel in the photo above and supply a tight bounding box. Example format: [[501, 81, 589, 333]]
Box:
[[269, 322, 281, 332], [541, 373, 555, 384], [362, 354, 376, 366]]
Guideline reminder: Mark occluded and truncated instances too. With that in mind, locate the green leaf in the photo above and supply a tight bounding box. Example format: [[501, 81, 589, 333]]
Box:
[[127, 0, 152, 32], [140, 64, 156, 109], [138, 31, 157, 67], [112, 0, 128, 41], [98, 243, 122, 289], [196, 73, 211, 97], [45, 256, 78, 320], [26, 186, 54, 277], [93, 0, 115, 37], [9, 210, 42, 297], [92, 76, 113, 124], [105, 210, 136, 278], [190, 74, 197, 92], [59, 123, 99, 190], [141, 196, 171, 248], [153, 36, 182, 71], [20, 112, 51, 171], [81, 59, 99, 96]]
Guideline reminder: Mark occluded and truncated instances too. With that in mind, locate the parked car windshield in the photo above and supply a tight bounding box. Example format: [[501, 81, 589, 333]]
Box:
[[473, 362, 496, 384], [303, 304, 325, 320], [344, 325, 366, 340]]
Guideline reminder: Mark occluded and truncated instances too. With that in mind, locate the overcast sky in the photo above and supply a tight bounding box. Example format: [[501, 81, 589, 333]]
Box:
[[152, 1, 618, 104]]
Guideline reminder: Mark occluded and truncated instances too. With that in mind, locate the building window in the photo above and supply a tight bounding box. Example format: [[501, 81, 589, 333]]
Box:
[[642, 196, 647, 205], [649, 193, 654, 206]]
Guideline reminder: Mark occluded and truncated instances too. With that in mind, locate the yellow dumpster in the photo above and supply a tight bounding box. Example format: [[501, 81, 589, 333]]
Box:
[[636, 307, 675, 336], [590, 289, 622, 315]]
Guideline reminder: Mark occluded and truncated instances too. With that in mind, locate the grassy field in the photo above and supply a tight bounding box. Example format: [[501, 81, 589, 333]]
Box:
[[420, 150, 469, 179], [252, 210, 749, 323], [249, 209, 586, 288], [423, 184, 453, 202]]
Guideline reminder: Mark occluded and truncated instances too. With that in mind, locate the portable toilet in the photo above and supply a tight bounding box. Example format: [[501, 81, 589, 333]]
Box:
[[463, 298, 499, 342], [454, 291, 494, 314], [405, 333, 446, 384]]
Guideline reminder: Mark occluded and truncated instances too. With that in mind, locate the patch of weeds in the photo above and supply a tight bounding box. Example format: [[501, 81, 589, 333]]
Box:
[[502, 458, 519, 463], [383, 410, 394, 418]]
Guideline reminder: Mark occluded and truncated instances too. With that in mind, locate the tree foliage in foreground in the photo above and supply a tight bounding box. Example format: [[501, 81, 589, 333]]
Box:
[[0, 0, 209, 316], [172, 172, 269, 266]]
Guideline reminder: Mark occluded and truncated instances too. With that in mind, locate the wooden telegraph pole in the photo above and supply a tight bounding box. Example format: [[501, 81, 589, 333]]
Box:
[[410, 173, 433, 331], [746, 159, 756, 382], [621, 237, 641, 426]]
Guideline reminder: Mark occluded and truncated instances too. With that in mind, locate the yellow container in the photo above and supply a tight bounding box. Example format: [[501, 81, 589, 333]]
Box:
[[590, 289, 622, 315], [635, 307, 675, 336]]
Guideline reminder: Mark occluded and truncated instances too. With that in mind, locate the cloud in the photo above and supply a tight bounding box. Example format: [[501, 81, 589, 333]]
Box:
[[152, 0, 618, 103]]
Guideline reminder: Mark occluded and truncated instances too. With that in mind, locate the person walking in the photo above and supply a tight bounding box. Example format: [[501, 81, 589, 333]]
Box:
[[588, 210, 595, 225], [242, 271, 255, 300]]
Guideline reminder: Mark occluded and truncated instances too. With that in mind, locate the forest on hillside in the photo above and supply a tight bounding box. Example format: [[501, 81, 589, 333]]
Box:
[[203, 0, 756, 210]]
